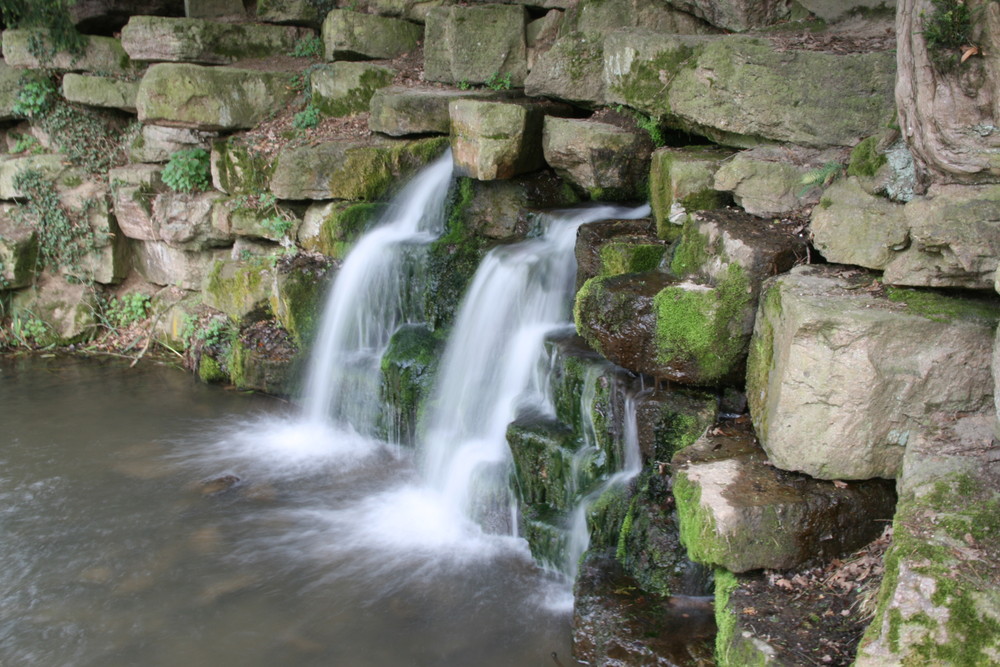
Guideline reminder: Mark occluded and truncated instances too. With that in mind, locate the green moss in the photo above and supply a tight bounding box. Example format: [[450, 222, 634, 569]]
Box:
[[654, 263, 752, 383], [598, 242, 666, 277], [615, 501, 635, 563], [380, 324, 442, 445], [573, 276, 609, 355], [213, 139, 274, 194], [886, 286, 1000, 325], [669, 218, 712, 277], [198, 355, 228, 383], [316, 202, 383, 258], [672, 470, 725, 564], [745, 283, 780, 435], [611, 40, 701, 117], [714, 568, 740, 666], [312, 66, 394, 117], [204, 258, 272, 320], [847, 135, 887, 178]]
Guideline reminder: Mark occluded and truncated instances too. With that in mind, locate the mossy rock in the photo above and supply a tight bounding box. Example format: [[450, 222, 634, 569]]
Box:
[[649, 145, 734, 240], [523, 32, 605, 106], [61, 74, 139, 113], [322, 9, 422, 60], [227, 320, 300, 396], [210, 138, 274, 195], [270, 252, 336, 348], [575, 217, 661, 289], [0, 209, 39, 289], [10, 273, 98, 343], [121, 16, 311, 64], [507, 415, 583, 513], [298, 201, 384, 259], [2, 29, 135, 74], [202, 257, 275, 320], [310, 62, 395, 118], [379, 323, 443, 446], [424, 4, 528, 86]]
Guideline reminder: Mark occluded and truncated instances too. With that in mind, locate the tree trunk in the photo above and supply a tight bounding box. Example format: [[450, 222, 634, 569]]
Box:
[[896, 0, 1000, 191]]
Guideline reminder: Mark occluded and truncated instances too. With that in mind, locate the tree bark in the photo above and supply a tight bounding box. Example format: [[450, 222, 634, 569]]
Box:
[[896, 0, 1000, 191]]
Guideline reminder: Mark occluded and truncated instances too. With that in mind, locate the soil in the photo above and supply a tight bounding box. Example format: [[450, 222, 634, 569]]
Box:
[[727, 528, 892, 666]]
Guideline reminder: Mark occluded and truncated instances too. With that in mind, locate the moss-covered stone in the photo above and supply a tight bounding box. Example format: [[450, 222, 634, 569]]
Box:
[[424, 4, 528, 86], [809, 176, 907, 270], [270, 253, 335, 348], [598, 241, 666, 278], [847, 135, 887, 178], [2, 29, 135, 74], [322, 9, 422, 60], [226, 320, 299, 395], [0, 209, 38, 289], [449, 99, 550, 181], [210, 139, 274, 195], [649, 146, 734, 239], [379, 323, 442, 445], [198, 355, 228, 383], [310, 62, 395, 118], [298, 201, 383, 259], [507, 416, 582, 513], [523, 32, 605, 105], [61, 73, 139, 112], [10, 273, 97, 343], [121, 16, 311, 64], [202, 257, 275, 320]]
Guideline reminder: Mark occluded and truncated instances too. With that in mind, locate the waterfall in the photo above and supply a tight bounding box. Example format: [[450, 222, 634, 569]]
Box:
[[300, 151, 454, 430], [420, 203, 651, 533]]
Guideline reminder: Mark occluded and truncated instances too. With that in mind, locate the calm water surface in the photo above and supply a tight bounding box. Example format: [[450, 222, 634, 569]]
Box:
[[0, 356, 573, 666]]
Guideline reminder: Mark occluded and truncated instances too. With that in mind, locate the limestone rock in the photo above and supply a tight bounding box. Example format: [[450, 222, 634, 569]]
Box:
[[136, 63, 297, 131], [151, 191, 231, 249], [228, 320, 299, 395], [60, 181, 130, 285], [121, 16, 309, 64], [713, 146, 842, 217], [0, 62, 25, 122], [667, 36, 896, 148], [563, 0, 716, 36], [132, 240, 228, 289], [662, 0, 793, 31], [269, 136, 449, 200], [747, 265, 998, 480], [310, 62, 395, 117], [203, 257, 275, 319], [131, 124, 218, 163], [270, 252, 336, 348], [449, 100, 548, 180], [672, 425, 896, 572], [649, 145, 734, 239], [256, 0, 323, 26], [10, 273, 98, 342], [185, 0, 244, 18], [457, 173, 577, 240], [798, 0, 896, 21], [110, 164, 165, 242], [298, 201, 383, 258], [61, 73, 138, 112], [212, 198, 301, 243], [574, 217, 664, 289], [542, 116, 651, 201], [883, 184, 1000, 290], [810, 176, 908, 270], [0, 155, 70, 200], [424, 4, 528, 86], [368, 86, 512, 137], [322, 9, 422, 61], [1, 29, 134, 74], [209, 138, 272, 195], [524, 33, 605, 106], [380, 323, 442, 446], [0, 206, 38, 288]]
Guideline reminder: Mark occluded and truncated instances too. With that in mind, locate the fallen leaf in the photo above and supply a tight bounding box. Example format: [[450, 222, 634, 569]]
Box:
[[961, 45, 980, 63], [833, 480, 848, 489]]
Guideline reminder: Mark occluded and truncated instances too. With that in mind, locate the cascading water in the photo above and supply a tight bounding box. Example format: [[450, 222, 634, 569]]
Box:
[[300, 150, 454, 431], [420, 203, 652, 533]]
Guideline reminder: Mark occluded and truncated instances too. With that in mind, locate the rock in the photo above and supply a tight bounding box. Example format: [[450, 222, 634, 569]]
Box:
[[457, 173, 575, 240], [136, 63, 297, 131], [541, 116, 652, 201], [661, 0, 793, 31], [563, 0, 716, 36], [269, 136, 449, 200], [203, 256, 275, 320], [151, 287, 202, 349], [61, 181, 130, 285], [10, 272, 97, 342], [150, 191, 231, 250], [61, 73, 139, 112], [747, 265, 998, 480], [524, 32, 605, 106], [130, 124, 218, 164], [574, 216, 664, 289], [508, 414, 588, 513], [121, 16, 310, 64], [0, 206, 38, 288], [573, 553, 716, 667], [798, 0, 896, 21], [369, 86, 514, 137], [424, 4, 528, 86], [69, 0, 186, 34], [672, 425, 896, 572], [297, 201, 383, 258], [270, 251, 336, 347], [0, 155, 72, 200], [381, 324, 443, 445], [449, 99, 549, 180], [649, 146, 734, 239], [256, 0, 323, 27], [211, 198, 301, 243], [0, 62, 26, 122], [810, 176, 908, 270], [199, 473, 241, 495], [309, 62, 395, 117], [132, 240, 228, 289], [882, 184, 1000, 290], [322, 9, 422, 61], [209, 138, 272, 195], [713, 146, 843, 217], [667, 36, 896, 148], [185, 0, 245, 18], [111, 164, 166, 241], [1, 29, 135, 74], [228, 319, 299, 395]]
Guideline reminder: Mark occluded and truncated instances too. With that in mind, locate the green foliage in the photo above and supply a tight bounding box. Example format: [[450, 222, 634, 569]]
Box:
[[292, 104, 322, 130], [190, 316, 234, 349], [613, 104, 666, 147], [232, 190, 296, 239], [39, 101, 132, 174], [8, 310, 50, 347], [9, 132, 42, 155], [457, 79, 472, 91], [103, 292, 151, 328], [847, 136, 887, 178], [12, 76, 57, 118], [289, 35, 324, 58], [485, 71, 513, 91], [799, 161, 844, 194], [0, 0, 85, 58], [12, 168, 100, 278], [162, 148, 211, 193], [921, 0, 980, 71]]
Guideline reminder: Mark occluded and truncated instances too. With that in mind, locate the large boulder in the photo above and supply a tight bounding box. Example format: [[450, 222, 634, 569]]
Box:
[[648, 145, 734, 239], [882, 184, 1000, 290], [61, 73, 139, 112], [121, 16, 310, 64], [9, 272, 98, 342], [130, 124, 217, 163], [575, 217, 665, 289], [297, 201, 382, 258], [203, 256, 275, 320], [110, 164, 166, 242], [369, 86, 512, 137], [672, 424, 896, 572], [136, 63, 297, 131], [810, 176, 908, 270], [132, 240, 228, 289], [150, 191, 231, 249], [1, 29, 135, 74], [309, 62, 395, 117], [270, 252, 336, 348], [269, 136, 449, 200], [524, 33, 605, 106], [322, 9, 422, 60], [449, 99, 549, 180], [541, 116, 651, 201], [424, 4, 528, 86], [747, 265, 998, 480]]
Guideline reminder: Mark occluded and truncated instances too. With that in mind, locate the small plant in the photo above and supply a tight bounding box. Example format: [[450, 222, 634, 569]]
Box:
[[12, 76, 57, 118], [9, 311, 50, 347], [921, 0, 982, 71], [289, 35, 324, 58], [613, 104, 666, 147], [292, 104, 322, 130], [800, 161, 845, 194], [103, 292, 151, 328], [457, 79, 472, 91], [9, 132, 42, 154], [194, 317, 234, 349], [261, 215, 295, 238], [162, 148, 211, 193], [485, 71, 513, 91]]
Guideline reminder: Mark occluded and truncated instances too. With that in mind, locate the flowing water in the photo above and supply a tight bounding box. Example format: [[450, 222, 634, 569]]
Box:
[[0, 357, 573, 666]]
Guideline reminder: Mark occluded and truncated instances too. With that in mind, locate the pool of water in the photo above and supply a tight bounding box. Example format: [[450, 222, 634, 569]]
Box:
[[0, 356, 573, 667]]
